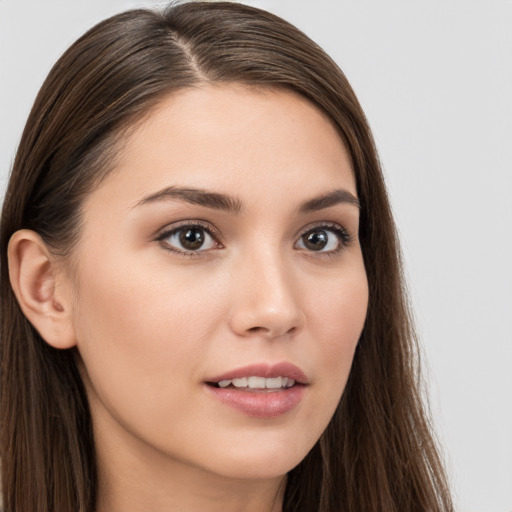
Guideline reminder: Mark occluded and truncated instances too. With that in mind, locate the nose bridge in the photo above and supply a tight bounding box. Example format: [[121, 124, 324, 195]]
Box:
[[229, 242, 303, 338]]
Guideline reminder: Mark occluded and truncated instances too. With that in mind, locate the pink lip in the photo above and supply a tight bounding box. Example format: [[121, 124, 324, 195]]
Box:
[[204, 362, 308, 419]]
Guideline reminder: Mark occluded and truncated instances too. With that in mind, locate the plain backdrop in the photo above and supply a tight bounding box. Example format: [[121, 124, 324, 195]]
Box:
[[1, 1, 511, 510]]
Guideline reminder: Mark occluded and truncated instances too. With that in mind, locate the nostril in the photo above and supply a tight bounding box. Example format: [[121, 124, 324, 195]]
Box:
[[246, 325, 297, 337], [247, 326, 267, 333]]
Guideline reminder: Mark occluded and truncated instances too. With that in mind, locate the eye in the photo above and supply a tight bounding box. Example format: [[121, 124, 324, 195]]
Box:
[[158, 224, 219, 254], [295, 225, 351, 253]]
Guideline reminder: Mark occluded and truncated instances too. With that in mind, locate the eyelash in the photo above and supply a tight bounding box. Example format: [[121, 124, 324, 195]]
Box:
[[297, 222, 353, 258], [155, 221, 353, 258], [156, 220, 222, 257]]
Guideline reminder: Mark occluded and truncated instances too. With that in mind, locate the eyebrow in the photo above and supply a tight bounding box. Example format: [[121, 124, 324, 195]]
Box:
[[135, 186, 359, 214], [298, 189, 360, 213], [135, 186, 243, 214]]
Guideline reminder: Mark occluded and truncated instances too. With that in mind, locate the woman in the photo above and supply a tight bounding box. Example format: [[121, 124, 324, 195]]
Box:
[[0, 2, 453, 511]]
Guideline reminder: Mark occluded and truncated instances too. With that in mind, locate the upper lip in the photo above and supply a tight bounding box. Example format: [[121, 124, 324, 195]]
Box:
[[206, 362, 308, 385]]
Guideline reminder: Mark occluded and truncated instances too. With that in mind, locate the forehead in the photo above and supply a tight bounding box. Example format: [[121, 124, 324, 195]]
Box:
[[85, 84, 356, 212]]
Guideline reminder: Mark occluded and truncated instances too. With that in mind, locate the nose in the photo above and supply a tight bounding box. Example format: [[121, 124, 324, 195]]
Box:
[[228, 249, 305, 339]]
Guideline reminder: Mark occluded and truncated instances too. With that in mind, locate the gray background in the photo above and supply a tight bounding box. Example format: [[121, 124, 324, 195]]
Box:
[[1, 1, 511, 510]]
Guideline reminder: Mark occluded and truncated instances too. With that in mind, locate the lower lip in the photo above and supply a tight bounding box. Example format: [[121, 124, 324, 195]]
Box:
[[205, 385, 306, 418]]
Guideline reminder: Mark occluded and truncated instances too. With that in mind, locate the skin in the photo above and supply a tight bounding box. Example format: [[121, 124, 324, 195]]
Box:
[[19, 85, 369, 512]]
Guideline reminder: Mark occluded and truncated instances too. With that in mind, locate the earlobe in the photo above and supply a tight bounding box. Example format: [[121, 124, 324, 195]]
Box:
[[7, 229, 76, 349]]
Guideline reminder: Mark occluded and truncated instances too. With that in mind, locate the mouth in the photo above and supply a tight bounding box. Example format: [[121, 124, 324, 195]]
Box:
[[206, 361, 308, 389], [209, 375, 297, 391], [204, 362, 308, 418]]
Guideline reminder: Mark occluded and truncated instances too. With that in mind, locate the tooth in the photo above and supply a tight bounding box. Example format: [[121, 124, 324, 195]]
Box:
[[232, 377, 248, 388], [221, 376, 296, 390], [265, 377, 283, 389], [248, 376, 266, 388]]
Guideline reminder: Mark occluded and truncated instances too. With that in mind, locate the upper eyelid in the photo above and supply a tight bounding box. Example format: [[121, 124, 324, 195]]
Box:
[[155, 220, 221, 241], [296, 221, 351, 238]]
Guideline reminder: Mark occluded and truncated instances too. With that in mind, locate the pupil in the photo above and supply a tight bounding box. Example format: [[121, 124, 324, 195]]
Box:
[[304, 230, 328, 251], [179, 228, 204, 250]]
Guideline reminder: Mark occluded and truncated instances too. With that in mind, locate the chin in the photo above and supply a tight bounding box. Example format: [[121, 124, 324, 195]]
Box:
[[198, 438, 313, 481]]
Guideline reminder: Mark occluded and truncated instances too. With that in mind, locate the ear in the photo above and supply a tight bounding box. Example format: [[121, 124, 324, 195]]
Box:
[[7, 229, 76, 349]]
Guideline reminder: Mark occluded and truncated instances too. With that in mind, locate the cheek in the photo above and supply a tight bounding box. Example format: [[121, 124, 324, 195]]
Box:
[[305, 266, 368, 394], [71, 255, 226, 407], [75, 251, 221, 342], [71, 259, 233, 464]]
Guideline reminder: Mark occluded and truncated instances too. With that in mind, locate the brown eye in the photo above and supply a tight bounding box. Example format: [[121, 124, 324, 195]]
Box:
[[296, 226, 348, 253], [302, 230, 329, 251], [179, 228, 205, 250], [161, 225, 217, 253]]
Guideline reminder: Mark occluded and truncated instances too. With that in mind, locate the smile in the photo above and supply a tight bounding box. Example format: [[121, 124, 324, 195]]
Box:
[[205, 362, 307, 418], [216, 376, 296, 390]]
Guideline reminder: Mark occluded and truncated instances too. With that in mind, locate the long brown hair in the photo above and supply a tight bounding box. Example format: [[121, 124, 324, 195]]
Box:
[[0, 2, 452, 511]]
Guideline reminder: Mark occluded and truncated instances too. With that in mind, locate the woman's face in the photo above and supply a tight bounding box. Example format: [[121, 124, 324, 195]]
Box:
[[69, 85, 368, 482]]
